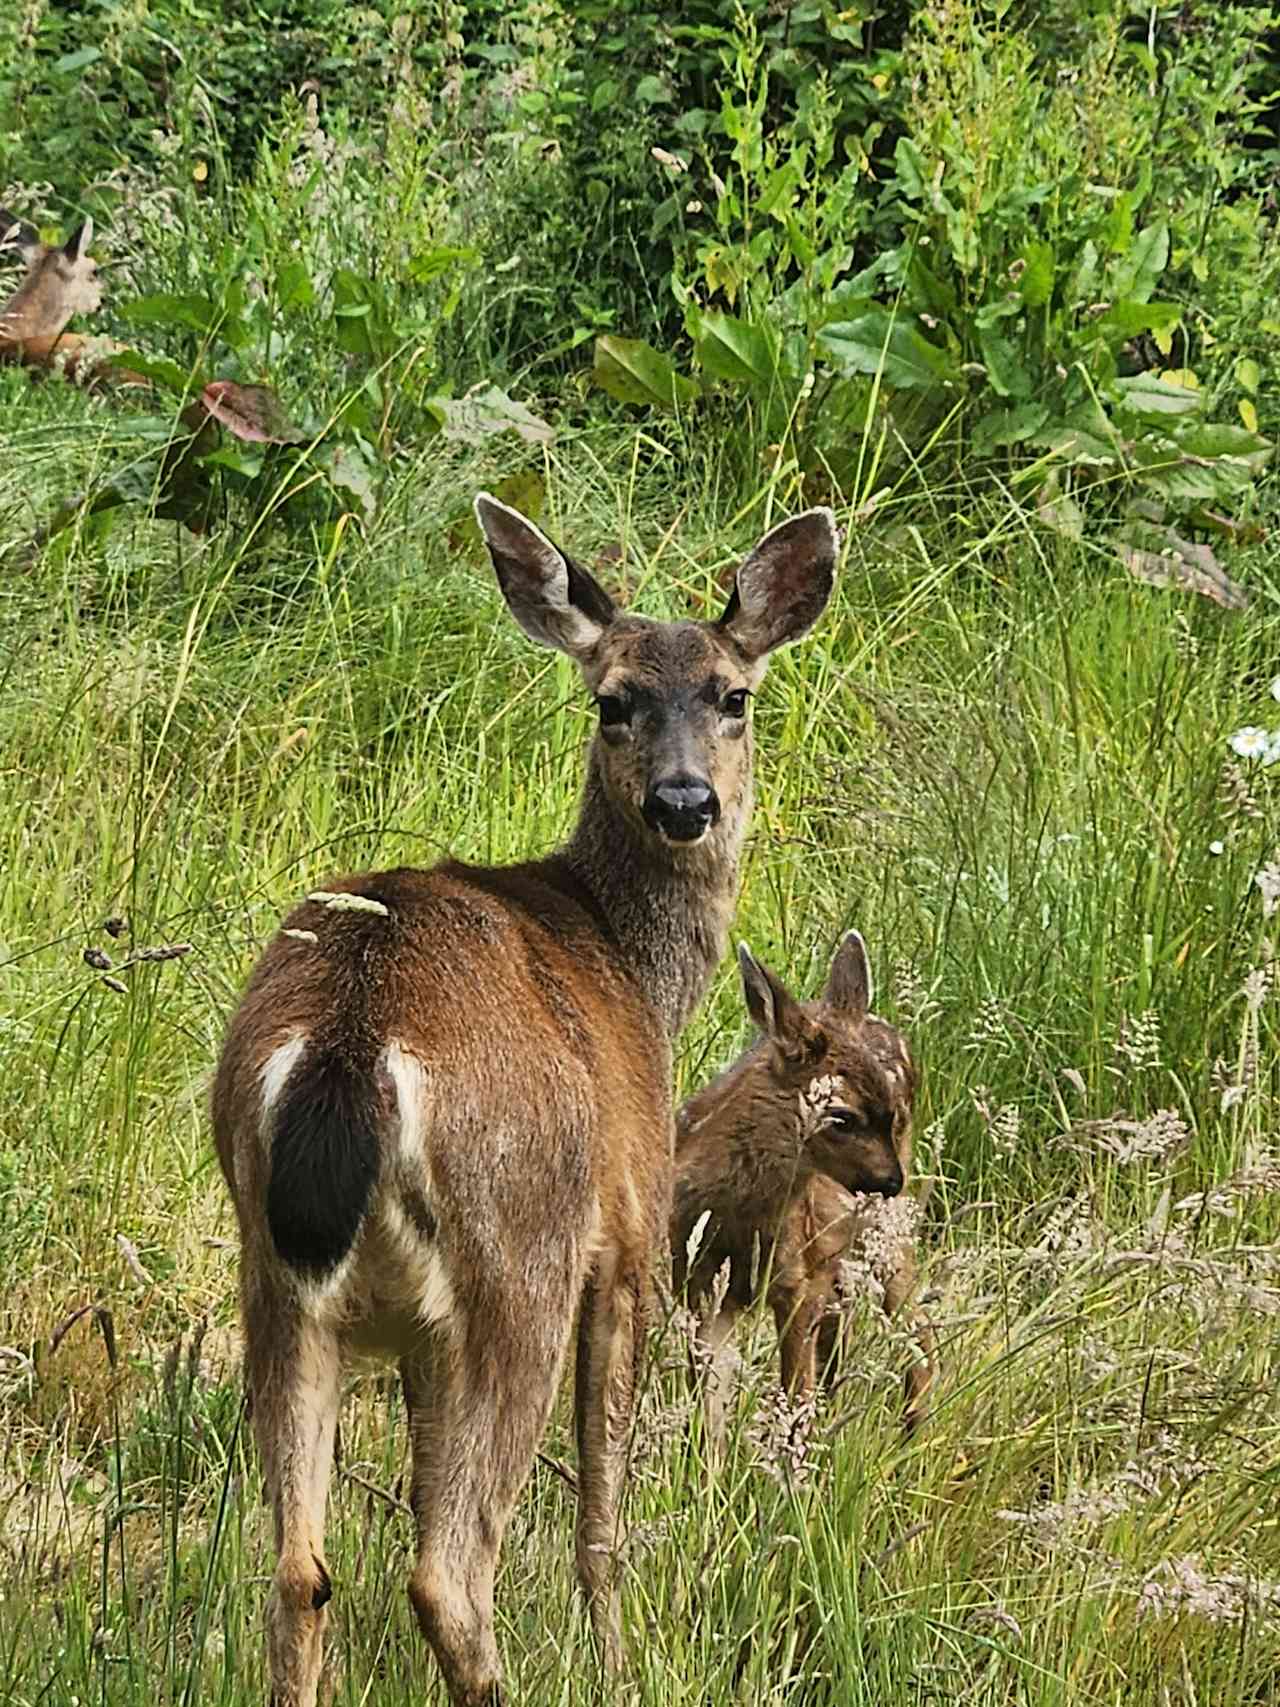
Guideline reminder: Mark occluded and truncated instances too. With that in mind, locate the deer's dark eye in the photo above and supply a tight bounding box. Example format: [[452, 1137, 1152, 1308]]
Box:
[[721, 689, 749, 720], [596, 695, 631, 728], [827, 1109, 860, 1135]]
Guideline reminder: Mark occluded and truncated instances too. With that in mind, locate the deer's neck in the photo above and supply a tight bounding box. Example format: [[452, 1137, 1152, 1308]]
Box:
[[561, 743, 749, 1039]]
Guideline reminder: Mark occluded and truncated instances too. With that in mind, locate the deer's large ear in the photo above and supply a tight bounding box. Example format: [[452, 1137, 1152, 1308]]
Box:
[[825, 929, 872, 1023], [738, 943, 821, 1063], [717, 508, 837, 661], [63, 216, 93, 263], [0, 207, 41, 258], [475, 493, 616, 660]]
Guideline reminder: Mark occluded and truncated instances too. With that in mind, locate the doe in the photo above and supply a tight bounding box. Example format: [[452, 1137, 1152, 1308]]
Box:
[[672, 932, 933, 1445], [212, 495, 836, 1706]]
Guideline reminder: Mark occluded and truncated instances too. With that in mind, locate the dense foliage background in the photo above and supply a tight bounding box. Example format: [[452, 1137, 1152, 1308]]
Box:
[[2, 4, 1279, 1704]]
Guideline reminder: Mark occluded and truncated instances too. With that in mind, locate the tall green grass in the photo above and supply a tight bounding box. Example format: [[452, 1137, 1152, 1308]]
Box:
[[1, 423, 1278, 1704]]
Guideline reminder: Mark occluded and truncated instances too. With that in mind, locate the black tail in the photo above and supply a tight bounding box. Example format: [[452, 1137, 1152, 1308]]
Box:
[[267, 1052, 381, 1276]]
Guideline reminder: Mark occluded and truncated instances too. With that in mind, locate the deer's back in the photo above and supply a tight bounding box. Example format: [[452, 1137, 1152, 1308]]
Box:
[[213, 861, 671, 1350]]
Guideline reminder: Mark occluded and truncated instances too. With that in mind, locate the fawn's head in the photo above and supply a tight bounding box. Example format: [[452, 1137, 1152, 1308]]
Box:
[[475, 495, 836, 848], [0, 210, 100, 340], [737, 932, 914, 1198]]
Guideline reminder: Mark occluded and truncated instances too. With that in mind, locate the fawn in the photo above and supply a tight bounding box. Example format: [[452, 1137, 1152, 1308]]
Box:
[[212, 495, 836, 1706], [672, 932, 934, 1445], [0, 208, 106, 376]]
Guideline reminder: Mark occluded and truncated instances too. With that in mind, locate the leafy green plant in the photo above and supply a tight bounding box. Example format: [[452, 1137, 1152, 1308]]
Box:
[[592, 0, 1275, 571]]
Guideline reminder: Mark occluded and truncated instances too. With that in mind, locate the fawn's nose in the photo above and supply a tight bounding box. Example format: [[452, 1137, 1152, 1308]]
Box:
[[877, 1161, 905, 1198], [643, 775, 720, 843]]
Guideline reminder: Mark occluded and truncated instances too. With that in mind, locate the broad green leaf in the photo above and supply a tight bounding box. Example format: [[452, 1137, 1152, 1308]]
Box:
[[54, 46, 101, 73], [1235, 357, 1261, 394], [694, 311, 781, 389], [908, 255, 956, 318], [974, 293, 1021, 330], [1066, 239, 1099, 308], [200, 446, 264, 479], [972, 401, 1049, 453], [275, 260, 315, 310], [1118, 221, 1169, 303], [406, 246, 476, 286], [819, 310, 957, 391], [321, 444, 378, 517], [977, 327, 1032, 399], [106, 350, 199, 396], [332, 268, 378, 358], [1129, 437, 1252, 502], [119, 293, 220, 336], [894, 137, 928, 200], [1019, 241, 1055, 309], [1112, 372, 1204, 419], [1174, 422, 1272, 471], [1091, 300, 1180, 342], [592, 336, 697, 410]]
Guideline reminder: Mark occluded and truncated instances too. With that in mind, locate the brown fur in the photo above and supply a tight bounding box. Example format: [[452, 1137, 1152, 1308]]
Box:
[[0, 209, 136, 383], [671, 933, 934, 1447], [211, 494, 837, 1706]]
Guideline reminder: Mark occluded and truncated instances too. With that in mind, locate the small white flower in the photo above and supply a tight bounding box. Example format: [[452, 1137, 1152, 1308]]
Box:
[[1229, 726, 1270, 761], [1209, 840, 1225, 856], [1270, 676, 1280, 702]]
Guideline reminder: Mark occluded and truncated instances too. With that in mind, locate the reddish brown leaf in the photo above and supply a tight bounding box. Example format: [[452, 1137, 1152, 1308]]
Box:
[[200, 380, 306, 444]]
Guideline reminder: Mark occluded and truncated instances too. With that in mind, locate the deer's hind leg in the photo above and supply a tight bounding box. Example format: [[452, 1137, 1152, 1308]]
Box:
[[573, 1245, 655, 1670], [402, 1249, 582, 1707], [244, 1287, 342, 1707]]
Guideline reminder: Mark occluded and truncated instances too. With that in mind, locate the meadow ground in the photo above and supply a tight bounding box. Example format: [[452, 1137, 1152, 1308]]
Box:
[[0, 414, 1278, 1704]]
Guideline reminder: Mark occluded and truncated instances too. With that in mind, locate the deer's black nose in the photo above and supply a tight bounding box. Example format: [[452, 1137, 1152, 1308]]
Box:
[[643, 775, 720, 843]]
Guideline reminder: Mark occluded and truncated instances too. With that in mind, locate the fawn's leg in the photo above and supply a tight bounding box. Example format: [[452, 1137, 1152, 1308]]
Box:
[[574, 1253, 651, 1669], [884, 1253, 935, 1433], [693, 1297, 743, 1459], [774, 1288, 822, 1405], [245, 1297, 341, 1707]]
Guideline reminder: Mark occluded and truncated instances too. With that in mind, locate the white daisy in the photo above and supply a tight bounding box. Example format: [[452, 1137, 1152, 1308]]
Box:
[[1229, 726, 1270, 760]]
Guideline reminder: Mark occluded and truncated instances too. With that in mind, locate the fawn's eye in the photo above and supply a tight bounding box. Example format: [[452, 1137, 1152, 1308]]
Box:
[[596, 695, 632, 728], [721, 689, 749, 720], [827, 1109, 860, 1135]]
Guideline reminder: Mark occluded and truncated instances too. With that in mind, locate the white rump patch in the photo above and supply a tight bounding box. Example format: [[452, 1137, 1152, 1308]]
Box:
[[260, 1034, 306, 1123], [384, 1041, 428, 1175]]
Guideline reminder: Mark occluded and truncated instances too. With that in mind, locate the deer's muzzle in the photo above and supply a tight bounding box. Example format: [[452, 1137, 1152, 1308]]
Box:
[[643, 775, 720, 844]]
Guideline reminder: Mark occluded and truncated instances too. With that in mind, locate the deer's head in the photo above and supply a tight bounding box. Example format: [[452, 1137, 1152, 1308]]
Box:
[[474, 495, 837, 849], [735, 931, 915, 1199], [0, 211, 101, 343]]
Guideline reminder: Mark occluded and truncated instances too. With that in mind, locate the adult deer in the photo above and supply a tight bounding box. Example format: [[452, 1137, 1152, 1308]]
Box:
[[672, 933, 933, 1445], [212, 495, 836, 1706]]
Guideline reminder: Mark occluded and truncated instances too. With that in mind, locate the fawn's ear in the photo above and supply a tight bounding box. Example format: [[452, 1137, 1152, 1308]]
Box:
[[0, 207, 41, 259], [738, 943, 821, 1063], [717, 508, 837, 662], [63, 216, 94, 263], [474, 493, 616, 661], [825, 929, 872, 1023]]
